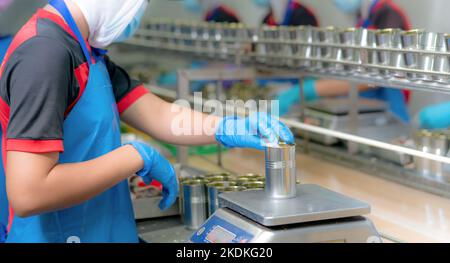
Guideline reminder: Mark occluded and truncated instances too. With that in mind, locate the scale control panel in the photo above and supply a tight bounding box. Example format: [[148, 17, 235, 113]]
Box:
[[190, 215, 254, 243]]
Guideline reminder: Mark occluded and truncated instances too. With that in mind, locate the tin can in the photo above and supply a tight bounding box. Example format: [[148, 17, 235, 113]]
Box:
[[182, 179, 207, 230], [376, 28, 397, 78], [296, 26, 316, 68], [317, 26, 341, 72], [265, 143, 297, 199], [418, 32, 439, 82], [414, 130, 433, 177], [431, 133, 449, 179], [206, 182, 227, 216], [433, 34, 450, 83], [390, 29, 406, 78], [401, 29, 423, 81], [242, 181, 266, 190]]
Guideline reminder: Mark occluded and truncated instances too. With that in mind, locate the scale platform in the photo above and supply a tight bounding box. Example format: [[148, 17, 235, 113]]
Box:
[[191, 185, 379, 243], [219, 184, 371, 227]]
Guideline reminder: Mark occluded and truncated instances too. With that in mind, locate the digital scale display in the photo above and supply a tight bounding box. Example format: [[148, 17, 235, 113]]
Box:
[[190, 216, 254, 243], [205, 226, 236, 243]]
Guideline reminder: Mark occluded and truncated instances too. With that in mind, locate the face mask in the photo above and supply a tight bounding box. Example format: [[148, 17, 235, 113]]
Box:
[[115, 1, 148, 43], [334, 0, 362, 14], [253, 0, 271, 8], [184, 0, 203, 13], [75, 0, 148, 49]]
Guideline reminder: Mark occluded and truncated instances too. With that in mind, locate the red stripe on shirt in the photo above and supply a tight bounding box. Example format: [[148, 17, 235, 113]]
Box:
[[6, 139, 64, 153], [117, 85, 149, 114], [66, 62, 89, 117]]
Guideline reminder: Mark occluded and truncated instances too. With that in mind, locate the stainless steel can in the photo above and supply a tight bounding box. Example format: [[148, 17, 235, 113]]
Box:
[[340, 27, 358, 72], [401, 29, 423, 81], [206, 182, 227, 216], [418, 32, 439, 81], [390, 29, 406, 78], [318, 26, 341, 72], [414, 130, 433, 177], [433, 33, 450, 83], [376, 28, 397, 78], [242, 181, 266, 190], [282, 26, 298, 67], [182, 179, 207, 230], [353, 28, 370, 74], [431, 133, 449, 179], [265, 143, 297, 199], [365, 29, 379, 76], [297, 26, 316, 68]]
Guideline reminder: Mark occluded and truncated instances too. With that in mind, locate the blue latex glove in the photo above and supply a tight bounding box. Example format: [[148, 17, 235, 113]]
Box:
[[276, 79, 319, 116], [419, 102, 450, 130], [127, 142, 179, 211], [216, 112, 295, 150]]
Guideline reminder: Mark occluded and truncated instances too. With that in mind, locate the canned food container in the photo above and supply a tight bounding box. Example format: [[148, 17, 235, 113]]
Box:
[[390, 29, 406, 78], [256, 26, 269, 64], [340, 28, 358, 72], [236, 177, 250, 186], [418, 32, 439, 81], [363, 29, 380, 76], [431, 133, 449, 179], [223, 186, 247, 192], [282, 26, 299, 67], [353, 28, 370, 74], [182, 179, 207, 230], [206, 182, 227, 216], [318, 26, 341, 72], [401, 29, 423, 81], [433, 34, 450, 83], [413, 130, 433, 177], [242, 181, 266, 190], [265, 143, 297, 199], [376, 28, 397, 78], [297, 26, 316, 68]]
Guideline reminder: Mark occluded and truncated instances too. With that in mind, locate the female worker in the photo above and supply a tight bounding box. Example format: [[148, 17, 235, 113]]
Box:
[[0, 0, 293, 243], [277, 0, 412, 123], [184, 0, 240, 23]]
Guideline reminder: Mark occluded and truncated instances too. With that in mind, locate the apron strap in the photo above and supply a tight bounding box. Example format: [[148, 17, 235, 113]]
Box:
[[49, 0, 93, 65]]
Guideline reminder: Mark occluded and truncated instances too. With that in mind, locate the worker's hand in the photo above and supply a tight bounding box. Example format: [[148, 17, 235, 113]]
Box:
[[275, 79, 319, 116], [215, 112, 295, 150], [418, 102, 450, 130], [127, 142, 179, 211]]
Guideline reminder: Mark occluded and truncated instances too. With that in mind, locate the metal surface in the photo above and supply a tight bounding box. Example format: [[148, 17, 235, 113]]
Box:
[[265, 143, 297, 199], [133, 196, 180, 220], [182, 180, 208, 230], [137, 216, 194, 243], [191, 208, 380, 243], [219, 184, 371, 227]]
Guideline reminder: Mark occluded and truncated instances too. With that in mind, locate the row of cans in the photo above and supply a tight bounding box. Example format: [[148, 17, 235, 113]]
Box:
[[179, 173, 265, 230], [413, 130, 450, 181], [137, 20, 450, 83]]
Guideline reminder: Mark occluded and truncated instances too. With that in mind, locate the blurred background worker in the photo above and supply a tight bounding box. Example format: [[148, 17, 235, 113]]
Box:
[[276, 0, 412, 124], [158, 0, 242, 89], [254, 0, 318, 26], [184, 0, 240, 23]]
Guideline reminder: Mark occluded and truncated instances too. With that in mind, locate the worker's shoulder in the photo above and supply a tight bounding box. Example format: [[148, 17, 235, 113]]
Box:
[[8, 35, 72, 65]]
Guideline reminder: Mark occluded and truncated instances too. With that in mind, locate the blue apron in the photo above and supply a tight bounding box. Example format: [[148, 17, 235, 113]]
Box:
[[359, 0, 410, 123], [7, 0, 138, 243], [0, 34, 12, 243]]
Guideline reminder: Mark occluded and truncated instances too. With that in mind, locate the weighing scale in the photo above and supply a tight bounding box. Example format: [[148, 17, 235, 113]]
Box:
[[190, 184, 381, 243]]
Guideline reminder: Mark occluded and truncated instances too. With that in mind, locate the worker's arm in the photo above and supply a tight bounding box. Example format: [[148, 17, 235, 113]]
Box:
[[6, 145, 143, 218], [121, 92, 221, 146], [314, 80, 372, 97], [121, 91, 295, 150]]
